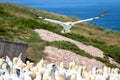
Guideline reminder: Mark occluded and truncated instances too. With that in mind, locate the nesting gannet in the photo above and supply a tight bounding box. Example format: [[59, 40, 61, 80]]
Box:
[[92, 66, 98, 76], [38, 10, 109, 33], [55, 61, 66, 80], [34, 58, 45, 80], [11, 67, 32, 80], [1, 61, 12, 80], [6, 56, 12, 65], [42, 63, 58, 80], [65, 60, 76, 80]]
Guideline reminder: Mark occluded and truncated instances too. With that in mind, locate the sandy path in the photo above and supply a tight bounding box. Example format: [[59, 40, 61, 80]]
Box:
[[35, 29, 104, 58]]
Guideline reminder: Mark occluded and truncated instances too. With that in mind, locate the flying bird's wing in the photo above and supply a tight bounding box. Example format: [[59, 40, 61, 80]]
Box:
[[30, 12, 39, 17], [27, 9, 40, 17], [38, 17, 63, 24], [73, 10, 109, 24]]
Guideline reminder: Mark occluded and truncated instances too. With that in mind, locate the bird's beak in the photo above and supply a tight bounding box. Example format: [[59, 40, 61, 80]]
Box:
[[55, 65, 59, 71]]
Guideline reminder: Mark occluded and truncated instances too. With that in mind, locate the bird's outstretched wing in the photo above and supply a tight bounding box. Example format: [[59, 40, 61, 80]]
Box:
[[30, 11, 39, 17], [73, 10, 109, 24], [38, 17, 63, 24], [27, 9, 40, 17]]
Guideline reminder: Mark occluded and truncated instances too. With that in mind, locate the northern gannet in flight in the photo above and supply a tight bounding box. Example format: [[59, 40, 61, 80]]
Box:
[[38, 10, 109, 33]]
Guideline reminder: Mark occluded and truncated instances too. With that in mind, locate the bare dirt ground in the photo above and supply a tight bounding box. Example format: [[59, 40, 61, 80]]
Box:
[[34, 29, 120, 68], [44, 46, 104, 70]]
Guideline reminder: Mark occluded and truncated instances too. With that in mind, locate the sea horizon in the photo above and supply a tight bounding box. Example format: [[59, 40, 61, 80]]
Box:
[[0, 0, 120, 32]]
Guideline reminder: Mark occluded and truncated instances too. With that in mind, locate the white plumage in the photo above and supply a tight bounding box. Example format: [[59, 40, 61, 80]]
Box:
[[38, 10, 109, 33], [42, 63, 58, 80], [0, 55, 119, 80]]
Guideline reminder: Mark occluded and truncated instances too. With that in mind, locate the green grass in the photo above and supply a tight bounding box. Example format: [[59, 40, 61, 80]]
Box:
[[22, 29, 46, 63], [0, 3, 120, 68]]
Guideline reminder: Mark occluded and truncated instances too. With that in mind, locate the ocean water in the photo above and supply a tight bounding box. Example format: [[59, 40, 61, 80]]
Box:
[[0, 0, 120, 31]]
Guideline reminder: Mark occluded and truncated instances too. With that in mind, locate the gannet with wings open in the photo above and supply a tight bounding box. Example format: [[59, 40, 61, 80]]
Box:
[[38, 10, 109, 33]]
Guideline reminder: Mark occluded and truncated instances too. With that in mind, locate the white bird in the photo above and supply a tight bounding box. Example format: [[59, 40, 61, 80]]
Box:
[[6, 56, 13, 73], [42, 63, 58, 80], [65, 60, 76, 80], [18, 53, 23, 61], [55, 61, 66, 80], [1, 61, 12, 80], [38, 10, 109, 33], [92, 66, 98, 76], [6, 56, 12, 67]]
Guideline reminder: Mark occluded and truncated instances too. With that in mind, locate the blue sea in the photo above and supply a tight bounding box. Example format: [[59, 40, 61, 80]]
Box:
[[0, 0, 120, 31]]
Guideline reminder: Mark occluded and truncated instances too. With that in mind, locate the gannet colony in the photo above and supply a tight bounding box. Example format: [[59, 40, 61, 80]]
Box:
[[0, 53, 119, 80]]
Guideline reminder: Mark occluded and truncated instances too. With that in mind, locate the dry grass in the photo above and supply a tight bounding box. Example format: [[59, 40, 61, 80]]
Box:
[[72, 24, 120, 47]]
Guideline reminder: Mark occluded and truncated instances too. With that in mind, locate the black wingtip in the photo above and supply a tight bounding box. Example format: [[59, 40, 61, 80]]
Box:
[[97, 10, 109, 17], [101, 10, 109, 15], [27, 9, 40, 17]]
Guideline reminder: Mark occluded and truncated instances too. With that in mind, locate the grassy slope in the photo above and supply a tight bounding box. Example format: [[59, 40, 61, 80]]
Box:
[[0, 3, 120, 67]]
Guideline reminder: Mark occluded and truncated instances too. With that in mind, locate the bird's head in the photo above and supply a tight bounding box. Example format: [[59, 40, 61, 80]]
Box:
[[47, 63, 58, 72], [2, 61, 10, 71], [66, 22, 74, 26], [29, 72, 36, 80], [17, 60, 24, 69], [13, 57, 18, 64]]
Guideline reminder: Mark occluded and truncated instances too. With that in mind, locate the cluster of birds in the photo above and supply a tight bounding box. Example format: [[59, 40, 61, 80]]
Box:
[[0, 53, 119, 80]]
